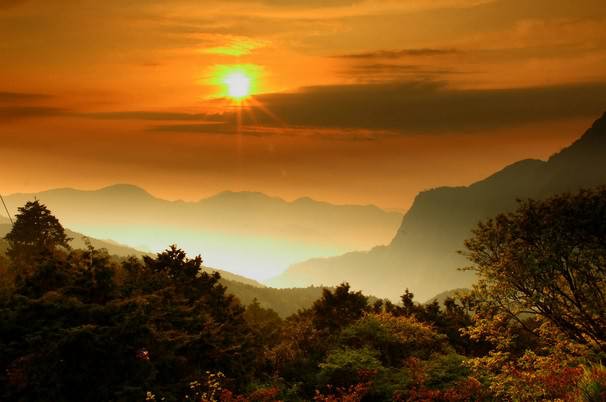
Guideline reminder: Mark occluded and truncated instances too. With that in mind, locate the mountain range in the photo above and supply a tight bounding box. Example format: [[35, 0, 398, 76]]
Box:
[[270, 112, 606, 301], [1, 219, 335, 316], [0, 220, 145, 258], [1, 188, 401, 281]]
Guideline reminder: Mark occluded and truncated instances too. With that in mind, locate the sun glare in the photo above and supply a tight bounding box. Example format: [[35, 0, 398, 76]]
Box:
[[208, 64, 261, 102], [224, 72, 251, 99]]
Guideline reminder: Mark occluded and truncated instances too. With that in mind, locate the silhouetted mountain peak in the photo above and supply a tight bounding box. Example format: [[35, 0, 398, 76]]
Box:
[[489, 158, 545, 176], [589, 111, 606, 133], [206, 191, 281, 205], [549, 111, 606, 163], [293, 196, 316, 204], [275, 112, 606, 301], [97, 184, 153, 199], [576, 111, 606, 144], [470, 159, 546, 191]]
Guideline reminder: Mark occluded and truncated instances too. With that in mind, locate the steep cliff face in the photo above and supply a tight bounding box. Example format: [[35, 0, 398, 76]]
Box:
[[273, 112, 606, 301]]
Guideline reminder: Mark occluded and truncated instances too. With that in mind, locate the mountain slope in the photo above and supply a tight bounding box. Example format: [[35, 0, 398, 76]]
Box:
[[271, 112, 606, 301], [2, 187, 402, 280], [0, 219, 328, 312], [0, 222, 148, 258]]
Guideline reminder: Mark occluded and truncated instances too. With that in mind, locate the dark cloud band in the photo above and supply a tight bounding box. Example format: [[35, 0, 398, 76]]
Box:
[[245, 80, 606, 133]]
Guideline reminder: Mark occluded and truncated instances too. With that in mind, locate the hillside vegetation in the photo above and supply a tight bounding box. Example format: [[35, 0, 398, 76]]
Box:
[[1, 189, 605, 401]]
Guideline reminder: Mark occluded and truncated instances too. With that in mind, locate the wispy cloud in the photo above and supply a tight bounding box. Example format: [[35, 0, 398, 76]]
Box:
[[0, 91, 51, 103], [341, 63, 468, 82], [149, 122, 235, 134], [335, 48, 460, 59], [0, 90, 63, 122], [84, 111, 223, 121], [0, 0, 29, 10], [0, 106, 67, 122], [201, 37, 270, 56]]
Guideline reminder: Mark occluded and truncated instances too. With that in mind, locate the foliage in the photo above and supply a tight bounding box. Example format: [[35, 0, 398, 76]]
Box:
[[245, 298, 283, 349], [220, 280, 328, 318], [317, 347, 382, 388], [575, 363, 606, 402], [311, 283, 369, 333], [2, 190, 606, 401], [0, 239, 256, 401], [339, 313, 449, 365], [244, 299, 284, 374], [463, 188, 606, 352], [5, 200, 70, 275], [313, 382, 371, 402]]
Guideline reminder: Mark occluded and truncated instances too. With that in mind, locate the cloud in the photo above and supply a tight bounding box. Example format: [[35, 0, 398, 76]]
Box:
[[147, 121, 384, 141], [0, 106, 67, 122], [0, 91, 51, 103], [226, 0, 363, 7], [147, 122, 286, 138], [148, 122, 236, 134], [0, 0, 28, 10], [97, 80, 606, 136], [239, 80, 606, 133], [341, 63, 466, 82], [202, 37, 270, 56], [0, 90, 62, 122], [335, 48, 467, 83], [335, 48, 460, 59], [84, 111, 223, 121]]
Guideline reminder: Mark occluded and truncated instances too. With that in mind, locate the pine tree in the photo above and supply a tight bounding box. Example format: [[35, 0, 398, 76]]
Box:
[[5, 200, 70, 272]]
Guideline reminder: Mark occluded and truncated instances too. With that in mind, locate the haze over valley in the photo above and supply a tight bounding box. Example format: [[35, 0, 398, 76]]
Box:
[[3, 112, 606, 301], [1, 188, 402, 281]]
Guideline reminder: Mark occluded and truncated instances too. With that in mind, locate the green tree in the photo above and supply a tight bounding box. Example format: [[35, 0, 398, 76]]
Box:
[[463, 188, 606, 353], [142, 244, 200, 282], [0, 244, 260, 401], [317, 346, 382, 388], [311, 283, 369, 332], [339, 313, 450, 366], [244, 299, 283, 351], [5, 200, 70, 273]]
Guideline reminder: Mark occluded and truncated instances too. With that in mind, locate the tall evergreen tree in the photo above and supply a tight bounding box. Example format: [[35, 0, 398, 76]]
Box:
[[5, 200, 70, 273]]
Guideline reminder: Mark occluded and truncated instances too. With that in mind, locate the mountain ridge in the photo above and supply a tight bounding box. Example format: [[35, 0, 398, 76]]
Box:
[[272, 111, 606, 301], [2, 186, 402, 280], [0, 222, 334, 315]]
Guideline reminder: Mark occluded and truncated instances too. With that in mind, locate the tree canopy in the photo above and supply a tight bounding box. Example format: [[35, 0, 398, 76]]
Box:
[[1, 192, 606, 401], [5, 200, 70, 271], [464, 187, 606, 353]]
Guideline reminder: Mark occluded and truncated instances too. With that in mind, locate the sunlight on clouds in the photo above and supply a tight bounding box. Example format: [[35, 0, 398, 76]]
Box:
[[202, 37, 270, 57]]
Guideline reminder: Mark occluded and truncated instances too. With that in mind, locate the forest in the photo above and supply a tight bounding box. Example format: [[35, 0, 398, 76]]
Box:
[[1, 188, 605, 401]]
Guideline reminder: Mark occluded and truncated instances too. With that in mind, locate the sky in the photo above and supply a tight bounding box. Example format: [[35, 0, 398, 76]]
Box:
[[1, 0, 606, 210]]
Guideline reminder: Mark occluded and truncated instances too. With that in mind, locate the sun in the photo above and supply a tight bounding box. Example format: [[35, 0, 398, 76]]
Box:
[[224, 72, 251, 100], [208, 64, 261, 102]]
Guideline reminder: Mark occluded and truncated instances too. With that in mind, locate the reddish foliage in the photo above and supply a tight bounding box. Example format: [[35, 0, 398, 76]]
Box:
[[247, 386, 281, 401], [397, 377, 485, 402], [313, 382, 371, 402], [218, 386, 281, 402]]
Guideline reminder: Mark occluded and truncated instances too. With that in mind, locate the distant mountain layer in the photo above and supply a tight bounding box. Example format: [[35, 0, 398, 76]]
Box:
[[0, 221, 330, 314], [223, 282, 327, 317], [202, 267, 265, 288], [2, 188, 401, 280], [0, 223, 147, 258], [271, 112, 606, 301]]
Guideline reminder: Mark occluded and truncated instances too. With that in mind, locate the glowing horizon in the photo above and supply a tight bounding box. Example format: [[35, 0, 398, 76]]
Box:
[[0, 0, 605, 209]]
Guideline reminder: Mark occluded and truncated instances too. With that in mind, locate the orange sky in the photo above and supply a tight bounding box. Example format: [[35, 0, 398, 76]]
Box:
[[1, 0, 606, 209]]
